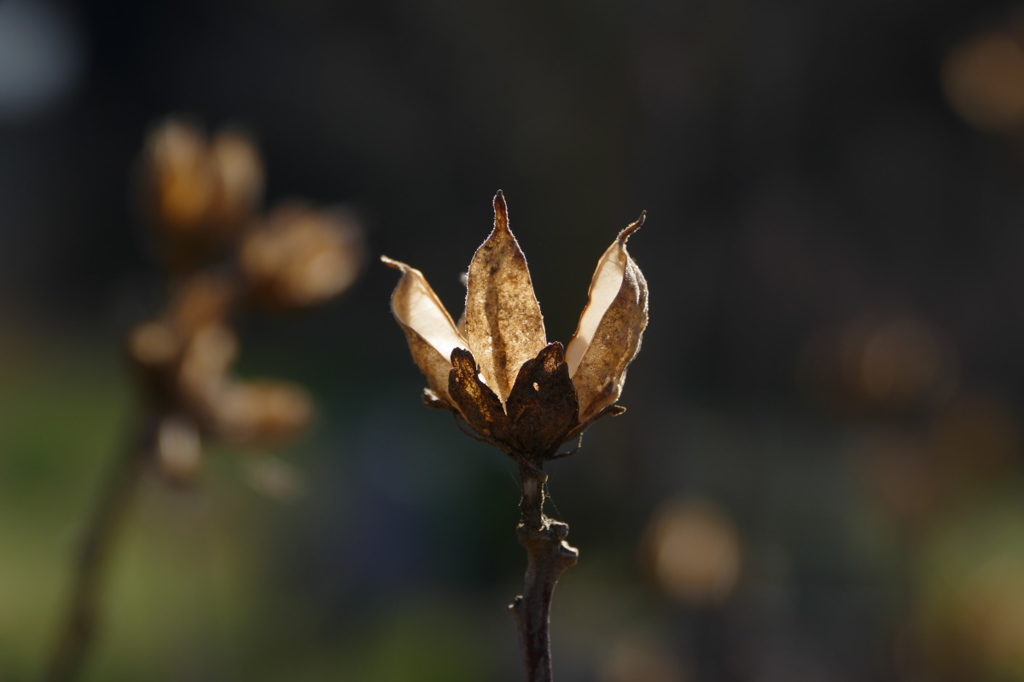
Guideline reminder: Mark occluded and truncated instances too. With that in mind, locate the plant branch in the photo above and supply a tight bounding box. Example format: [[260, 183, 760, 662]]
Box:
[[509, 463, 578, 682], [43, 416, 155, 682]]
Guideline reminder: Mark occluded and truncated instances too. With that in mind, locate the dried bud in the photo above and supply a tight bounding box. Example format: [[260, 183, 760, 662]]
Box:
[[240, 203, 363, 310], [384, 192, 648, 462], [208, 130, 264, 230], [127, 275, 237, 415], [565, 216, 648, 424], [126, 319, 184, 410], [143, 119, 215, 235], [141, 119, 264, 270], [176, 323, 237, 414], [211, 380, 314, 446]]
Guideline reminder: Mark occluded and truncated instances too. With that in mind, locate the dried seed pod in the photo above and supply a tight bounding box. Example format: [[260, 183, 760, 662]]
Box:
[[207, 129, 264, 233], [143, 119, 216, 236], [129, 115, 360, 482], [211, 380, 314, 446], [384, 191, 648, 462], [141, 119, 265, 271], [240, 203, 363, 310], [177, 322, 238, 406]]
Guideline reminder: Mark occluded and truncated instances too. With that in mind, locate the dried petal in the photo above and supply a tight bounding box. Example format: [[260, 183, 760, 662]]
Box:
[[143, 119, 215, 235], [464, 191, 547, 403], [213, 380, 314, 445], [448, 348, 507, 440], [209, 129, 264, 232], [567, 214, 649, 423], [244, 204, 363, 309], [178, 323, 237, 417], [505, 343, 580, 459], [383, 256, 468, 403]]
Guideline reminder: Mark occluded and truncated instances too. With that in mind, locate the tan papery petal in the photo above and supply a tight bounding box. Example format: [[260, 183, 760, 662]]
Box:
[[567, 213, 648, 422], [209, 129, 264, 231], [383, 256, 468, 403], [465, 191, 547, 402]]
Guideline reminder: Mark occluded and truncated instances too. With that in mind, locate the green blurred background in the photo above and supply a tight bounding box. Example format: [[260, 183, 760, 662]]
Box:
[[4, 0, 1024, 680]]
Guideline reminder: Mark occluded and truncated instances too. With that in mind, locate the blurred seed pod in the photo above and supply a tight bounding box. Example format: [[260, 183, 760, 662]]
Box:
[[177, 323, 238, 414], [128, 115, 354, 483], [211, 380, 314, 446], [128, 274, 238, 417], [142, 119, 215, 235], [240, 203, 363, 310], [141, 118, 264, 272], [207, 129, 264, 230]]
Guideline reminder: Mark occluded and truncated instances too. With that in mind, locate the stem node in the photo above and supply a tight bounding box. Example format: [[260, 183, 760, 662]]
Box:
[[511, 463, 578, 682]]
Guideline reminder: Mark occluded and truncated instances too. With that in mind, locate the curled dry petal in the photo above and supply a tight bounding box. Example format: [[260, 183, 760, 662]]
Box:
[[382, 256, 468, 404], [448, 348, 507, 440], [504, 343, 580, 459], [566, 214, 649, 423], [465, 191, 547, 403]]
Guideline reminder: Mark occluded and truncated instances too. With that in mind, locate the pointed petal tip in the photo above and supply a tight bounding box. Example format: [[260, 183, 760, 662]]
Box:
[[380, 255, 407, 271], [493, 190, 509, 230], [619, 211, 646, 244]]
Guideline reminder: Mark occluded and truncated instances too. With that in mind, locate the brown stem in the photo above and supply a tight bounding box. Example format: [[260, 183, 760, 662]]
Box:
[[509, 463, 579, 682], [42, 416, 155, 682]]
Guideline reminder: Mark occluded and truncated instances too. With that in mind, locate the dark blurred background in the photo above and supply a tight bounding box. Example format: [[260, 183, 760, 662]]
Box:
[[5, 0, 1024, 680]]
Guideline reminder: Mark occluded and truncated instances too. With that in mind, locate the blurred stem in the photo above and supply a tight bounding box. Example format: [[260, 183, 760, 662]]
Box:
[[43, 415, 155, 682], [510, 463, 578, 682]]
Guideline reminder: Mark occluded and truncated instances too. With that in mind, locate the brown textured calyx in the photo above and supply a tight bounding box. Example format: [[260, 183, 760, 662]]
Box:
[[504, 343, 580, 459], [448, 347, 507, 441]]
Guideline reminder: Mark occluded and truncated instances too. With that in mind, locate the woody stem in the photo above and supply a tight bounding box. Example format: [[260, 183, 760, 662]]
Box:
[[510, 463, 579, 682], [43, 415, 155, 682]]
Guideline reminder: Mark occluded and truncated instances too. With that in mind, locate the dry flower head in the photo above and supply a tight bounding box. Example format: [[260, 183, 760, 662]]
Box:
[[384, 191, 648, 463]]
